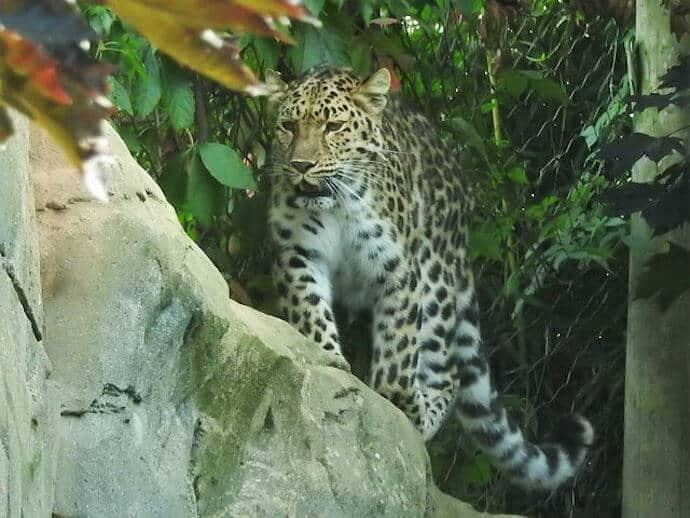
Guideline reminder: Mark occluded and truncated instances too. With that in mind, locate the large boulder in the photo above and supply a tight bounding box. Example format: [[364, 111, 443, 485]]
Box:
[[23, 122, 519, 517], [0, 114, 56, 517]]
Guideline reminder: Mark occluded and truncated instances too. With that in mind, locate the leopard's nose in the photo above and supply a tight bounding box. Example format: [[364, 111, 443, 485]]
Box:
[[291, 159, 316, 173]]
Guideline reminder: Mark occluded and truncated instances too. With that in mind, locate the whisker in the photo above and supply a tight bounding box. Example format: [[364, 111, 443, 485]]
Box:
[[336, 171, 389, 188], [368, 146, 416, 156], [331, 177, 365, 204], [335, 173, 388, 191], [340, 162, 391, 177], [326, 178, 347, 206], [338, 163, 389, 176]]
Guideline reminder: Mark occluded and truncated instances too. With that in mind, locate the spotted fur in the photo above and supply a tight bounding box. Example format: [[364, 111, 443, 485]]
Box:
[[266, 67, 593, 491]]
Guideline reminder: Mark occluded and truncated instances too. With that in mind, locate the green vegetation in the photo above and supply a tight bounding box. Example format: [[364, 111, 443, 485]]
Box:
[[79, 1, 687, 516]]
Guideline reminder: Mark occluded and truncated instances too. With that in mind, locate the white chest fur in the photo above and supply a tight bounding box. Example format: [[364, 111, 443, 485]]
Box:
[[279, 197, 404, 315]]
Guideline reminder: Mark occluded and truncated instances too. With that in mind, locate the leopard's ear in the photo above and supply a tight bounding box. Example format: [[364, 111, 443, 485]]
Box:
[[354, 68, 391, 114], [265, 69, 288, 105]]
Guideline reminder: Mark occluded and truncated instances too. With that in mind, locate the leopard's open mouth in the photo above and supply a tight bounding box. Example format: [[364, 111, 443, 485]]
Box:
[[295, 180, 333, 198]]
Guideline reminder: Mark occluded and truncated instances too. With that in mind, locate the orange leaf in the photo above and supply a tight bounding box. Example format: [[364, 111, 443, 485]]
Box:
[[32, 64, 73, 105], [105, 1, 264, 93], [104, 0, 321, 93], [0, 31, 72, 105]]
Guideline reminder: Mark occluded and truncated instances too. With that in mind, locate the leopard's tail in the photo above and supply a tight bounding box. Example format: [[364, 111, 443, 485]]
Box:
[[452, 342, 593, 491]]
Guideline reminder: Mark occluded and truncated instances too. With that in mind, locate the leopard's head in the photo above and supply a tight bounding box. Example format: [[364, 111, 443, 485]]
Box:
[[266, 67, 391, 209]]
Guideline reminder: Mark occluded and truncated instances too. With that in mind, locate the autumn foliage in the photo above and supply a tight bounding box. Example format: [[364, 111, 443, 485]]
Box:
[[0, 0, 314, 198]]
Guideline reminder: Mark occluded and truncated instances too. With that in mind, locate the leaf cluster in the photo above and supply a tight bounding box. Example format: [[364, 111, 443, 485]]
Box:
[[597, 56, 690, 310]]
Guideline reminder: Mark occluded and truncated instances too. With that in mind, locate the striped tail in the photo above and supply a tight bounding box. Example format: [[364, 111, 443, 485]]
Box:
[[453, 345, 593, 491]]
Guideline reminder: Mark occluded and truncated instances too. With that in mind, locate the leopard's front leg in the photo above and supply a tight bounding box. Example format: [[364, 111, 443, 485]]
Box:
[[367, 262, 428, 430], [368, 259, 458, 440], [273, 249, 346, 366]]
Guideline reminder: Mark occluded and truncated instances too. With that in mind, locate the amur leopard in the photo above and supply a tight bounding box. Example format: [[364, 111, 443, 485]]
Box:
[[266, 66, 593, 491]]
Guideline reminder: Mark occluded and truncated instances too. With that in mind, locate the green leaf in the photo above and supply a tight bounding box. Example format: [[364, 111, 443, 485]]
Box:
[[158, 149, 190, 209], [288, 25, 349, 74], [132, 48, 162, 117], [349, 40, 373, 77], [198, 143, 257, 189], [459, 453, 493, 485], [387, 0, 409, 17], [453, 0, 485, 16], [580, 78, 630, 148], [507, 166, 528, 184], [360, 0, 375, 23], [117, 124, 141, 154], [252, 37, 281, 70], [580, 125, 599, 149], [622, 231, 654, 253], [304, 0, 325, 16], [107, 76, 133, 116], [364, 31, 406, 59], [531, 77, 567, 102], [469, 227, 503, 261], [449, 117, 488, 161], [84, 6, 116, 36], [502, 70, 566, 102], [186, 151, 218, 227], [163, 76, 195, 131], [526, 196, 559, 218], [498, 70, 528, 98], [480, 98, 497, 114]]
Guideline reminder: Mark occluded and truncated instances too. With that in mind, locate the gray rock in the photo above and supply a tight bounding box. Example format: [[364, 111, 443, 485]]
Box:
[[25, 121, 520, 518], [0, 114, 57, 517]]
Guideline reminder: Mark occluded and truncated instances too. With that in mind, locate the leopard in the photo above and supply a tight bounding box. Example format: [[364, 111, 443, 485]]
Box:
[[265, 66, 593, 491]]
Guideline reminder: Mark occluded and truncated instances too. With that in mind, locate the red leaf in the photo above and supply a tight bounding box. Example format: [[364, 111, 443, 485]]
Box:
[[1, 31, 72, 104]]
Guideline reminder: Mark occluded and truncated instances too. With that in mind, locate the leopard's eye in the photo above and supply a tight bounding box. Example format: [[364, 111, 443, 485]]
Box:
[[325, 121, 345, 133], [278, 120, 297, 133]]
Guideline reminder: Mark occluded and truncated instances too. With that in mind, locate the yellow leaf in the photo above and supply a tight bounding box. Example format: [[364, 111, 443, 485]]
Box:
[[105, 0, 314, 94]]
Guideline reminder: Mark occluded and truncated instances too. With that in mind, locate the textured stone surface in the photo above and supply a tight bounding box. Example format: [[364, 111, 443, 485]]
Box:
[[24, 122, 519, 517], [0, 114, 56, 517]]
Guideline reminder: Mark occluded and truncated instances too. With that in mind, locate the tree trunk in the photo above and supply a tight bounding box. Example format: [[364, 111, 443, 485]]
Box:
[[622, 3, 690, 518]]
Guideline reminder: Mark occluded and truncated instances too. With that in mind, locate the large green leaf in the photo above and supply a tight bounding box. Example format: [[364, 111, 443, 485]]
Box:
[[365, 31, 406, 59], [198, 142, 257, 189], [303, 0, 325, 16], [497, 70, 529, 98], [469, 227, 503, 261], [84, 6, 116, 37], [449, 116, 488, 162], [349, 40, 373, 77], [453, 0, 485, 16], [132, 47, 162, 117], [251, 36, 281, 70], [163, 70, 195, 131], [107, 76, 133, 116], [498, 70, 566, 102], [158, 149, 189, 209], [288, 24, 348, 73], [360, 0, 375, 23], [531, 77, 567, 102], [186, 150, 218, 227]]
